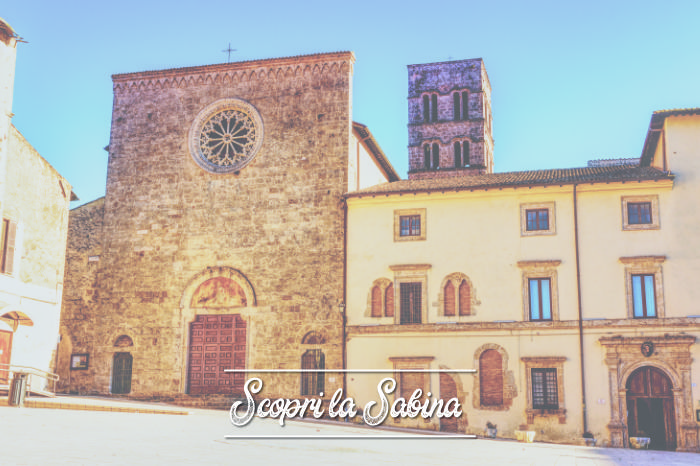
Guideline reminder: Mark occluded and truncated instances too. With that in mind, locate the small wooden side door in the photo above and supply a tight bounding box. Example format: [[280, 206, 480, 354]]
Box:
[[0, 330, 12, 384]]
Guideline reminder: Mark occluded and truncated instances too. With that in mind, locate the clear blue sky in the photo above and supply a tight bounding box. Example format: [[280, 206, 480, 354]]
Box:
[[4, 1, 699, 205]]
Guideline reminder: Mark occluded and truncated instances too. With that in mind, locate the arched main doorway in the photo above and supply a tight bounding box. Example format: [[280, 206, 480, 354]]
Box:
[[626, 366, 676, 450], [181, 268, 255, 396]]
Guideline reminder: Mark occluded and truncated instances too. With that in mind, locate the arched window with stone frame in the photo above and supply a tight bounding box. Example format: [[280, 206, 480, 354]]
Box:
[[472, 344, 515, 411], [479, 349, 503, 406], [367, 278, 393, 318], [438, 273, 478, 318]]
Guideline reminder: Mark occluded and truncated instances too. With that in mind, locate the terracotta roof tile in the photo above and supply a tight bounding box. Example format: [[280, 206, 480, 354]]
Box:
[[347, 165, 673, 197]]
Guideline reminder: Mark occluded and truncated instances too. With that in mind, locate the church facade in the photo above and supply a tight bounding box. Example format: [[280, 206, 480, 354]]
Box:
[[57, 51, 700, 451], [56, 52, 396, 401]]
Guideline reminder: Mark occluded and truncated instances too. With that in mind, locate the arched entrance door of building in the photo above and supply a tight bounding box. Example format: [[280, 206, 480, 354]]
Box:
[[626, 366, 676, 450], [112, 352, 133, 395]]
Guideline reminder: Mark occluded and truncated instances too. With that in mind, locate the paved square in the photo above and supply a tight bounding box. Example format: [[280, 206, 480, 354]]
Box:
[[1, 405, 698, 465]]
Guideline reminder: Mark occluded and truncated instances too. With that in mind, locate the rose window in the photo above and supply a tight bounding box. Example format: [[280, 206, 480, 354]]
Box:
[[189, 99, 264, 173]]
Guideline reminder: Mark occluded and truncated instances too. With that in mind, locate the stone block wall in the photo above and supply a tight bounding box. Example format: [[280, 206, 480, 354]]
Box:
[[5, 126, 72, 290], [56, 198, 104, 392]]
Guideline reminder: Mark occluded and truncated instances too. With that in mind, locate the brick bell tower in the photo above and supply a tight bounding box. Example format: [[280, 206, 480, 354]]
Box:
[[407, 58, 493, 180]]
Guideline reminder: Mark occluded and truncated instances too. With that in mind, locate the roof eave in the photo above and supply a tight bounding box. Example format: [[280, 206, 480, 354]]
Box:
[[352, 122, 400, 182], [345, 175, 674, 199]]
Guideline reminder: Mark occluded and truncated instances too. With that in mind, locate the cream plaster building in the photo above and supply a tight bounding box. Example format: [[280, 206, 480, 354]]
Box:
[[0, 18, 74, 393], [345, 59, 700, 451]]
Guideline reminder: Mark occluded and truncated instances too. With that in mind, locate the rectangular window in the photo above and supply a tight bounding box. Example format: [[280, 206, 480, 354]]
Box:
[[400, 215, 421, 237], [400, 282, 422, 324], [632, 274, 656, 318], [1, 219, 17, 275], [528, 278, 552, 321], [531, 368, 558, 409], [526, 209, 549, 231], [627, 202, 652, 225], [521, 203, 555, 236], [394, 209, 426, 242], [622, 196, 659, 231]]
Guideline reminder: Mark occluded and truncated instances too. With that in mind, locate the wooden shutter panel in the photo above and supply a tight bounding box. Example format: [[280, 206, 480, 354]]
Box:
[[371, 286, 382, 317], [384, 284, 394, 317], [2, 220, 16, 274], [459, 280, 471, 316], [479, 350, 503, 406], [444, 281, 455, 316], [401, 371, 426, 399]]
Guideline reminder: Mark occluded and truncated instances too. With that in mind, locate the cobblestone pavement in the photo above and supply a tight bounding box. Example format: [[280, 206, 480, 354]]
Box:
[[1, 404, 698, 465]]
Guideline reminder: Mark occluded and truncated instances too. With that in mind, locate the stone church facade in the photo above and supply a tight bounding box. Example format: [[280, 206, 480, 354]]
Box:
[[57, 52, 396, 400]]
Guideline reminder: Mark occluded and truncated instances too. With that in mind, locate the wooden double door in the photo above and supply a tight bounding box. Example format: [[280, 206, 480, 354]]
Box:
[[188, 314, 246, 395], [626, 366, 676, 450]]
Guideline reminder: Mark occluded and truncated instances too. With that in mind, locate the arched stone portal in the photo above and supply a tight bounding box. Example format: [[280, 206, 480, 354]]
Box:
[[181, 267, 255, 395], [600, 335, 698, 452]]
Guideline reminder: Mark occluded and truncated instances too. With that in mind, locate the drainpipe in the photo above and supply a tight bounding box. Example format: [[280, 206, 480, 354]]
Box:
[[573, 183, 588, 434], [341, 197, 348, 398]]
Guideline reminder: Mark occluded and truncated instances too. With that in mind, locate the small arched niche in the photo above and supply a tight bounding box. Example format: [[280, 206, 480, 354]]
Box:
[[114, 335, 134, 347]]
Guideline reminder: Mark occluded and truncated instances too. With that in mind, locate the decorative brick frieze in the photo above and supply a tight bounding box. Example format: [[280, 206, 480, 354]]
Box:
[[113, 53, 354, 93]]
